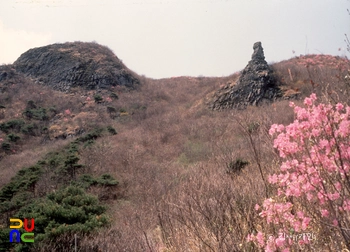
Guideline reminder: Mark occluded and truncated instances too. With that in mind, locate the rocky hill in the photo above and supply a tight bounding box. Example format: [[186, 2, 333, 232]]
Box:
[[12, 41, 140, 92], [210, 42, 282, 110]]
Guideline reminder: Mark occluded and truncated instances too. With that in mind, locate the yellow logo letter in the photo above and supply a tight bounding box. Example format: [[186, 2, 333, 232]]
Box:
[[10, 219, 23, 229]]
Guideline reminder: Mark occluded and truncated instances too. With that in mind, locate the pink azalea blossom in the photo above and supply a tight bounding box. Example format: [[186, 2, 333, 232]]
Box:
[[256, 232, 265, 247], [321, 209, 329, 217], [275, 237, 286, 247], [255, 204, 260, 211], [248, 94, 350, 251], [336, 103, 344, 111]]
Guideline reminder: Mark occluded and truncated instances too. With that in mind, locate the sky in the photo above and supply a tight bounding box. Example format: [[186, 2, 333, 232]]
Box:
[[0, 0, 349, 78]]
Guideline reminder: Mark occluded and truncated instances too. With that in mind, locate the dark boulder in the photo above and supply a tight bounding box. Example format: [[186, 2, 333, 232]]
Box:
[[0, 65, 18, 82], [210, 42, 282, 110], [13, 42, 140, 92]]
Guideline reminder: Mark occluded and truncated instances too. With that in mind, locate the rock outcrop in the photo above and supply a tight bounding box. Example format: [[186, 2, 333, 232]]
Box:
[[0, 65, 24, 84], [210, 42, 282, 110], [13, 42, 140, 92]]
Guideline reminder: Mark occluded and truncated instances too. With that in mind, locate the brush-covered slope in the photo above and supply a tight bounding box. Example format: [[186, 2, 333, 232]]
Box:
[[13, 41, 140, 92], [1, 44, 350, 251]]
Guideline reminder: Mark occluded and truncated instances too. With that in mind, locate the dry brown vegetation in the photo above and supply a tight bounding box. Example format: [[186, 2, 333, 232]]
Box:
[[1, 54, 350, 251]]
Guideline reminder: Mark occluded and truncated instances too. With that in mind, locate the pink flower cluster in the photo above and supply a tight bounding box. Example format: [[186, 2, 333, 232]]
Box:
[[248, 94, 350, 251], [297, 54, 349, 71], [105, 96, 112, 102]]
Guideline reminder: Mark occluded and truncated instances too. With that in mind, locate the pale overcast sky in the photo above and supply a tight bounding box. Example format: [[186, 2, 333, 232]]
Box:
[[0, 0, 349, 78]]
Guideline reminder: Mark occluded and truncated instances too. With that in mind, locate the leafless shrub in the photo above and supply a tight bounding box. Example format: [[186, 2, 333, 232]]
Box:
[[157, 161, 266, 252]]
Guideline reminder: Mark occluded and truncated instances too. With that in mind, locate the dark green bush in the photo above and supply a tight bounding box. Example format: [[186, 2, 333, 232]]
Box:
[[22, 100, 55, 121], [0, 228, 12, 252], [0, 119, 25, 133], [0, 165, 42, 203], [77, 128, 103, 143], [14, 186, 109, 251], [23, 107, 49, 121], [93, 94, 103, 103], [49, 106, 57, 114], [0, 191, 33, 215], [109, 92, 119, 99], [77, 174, 118, 188], [107, 106, 117, 114], [45, 152, 65, 168], [107, 126, 117, 135], [7, 133, 20, 142], [21, 123, 38, 136], [96, 174, 119, 186], [78, 174, 96, 188], [63, 154, 83, 179], [48, 144, 84, 181], [1, 142, 11, 151], [0, 134, 117, 251], [107, 106, 117, 119], [83, 139, 95, 148], [226, 158, 249, 174], [26, 100, 36, 109]]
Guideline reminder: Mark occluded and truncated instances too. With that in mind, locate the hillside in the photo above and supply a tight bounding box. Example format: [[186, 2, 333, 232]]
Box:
[[0, 42, 350, 251]]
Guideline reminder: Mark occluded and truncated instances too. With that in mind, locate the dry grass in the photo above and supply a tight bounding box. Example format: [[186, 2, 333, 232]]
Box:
[[0, 138, 68, 187]]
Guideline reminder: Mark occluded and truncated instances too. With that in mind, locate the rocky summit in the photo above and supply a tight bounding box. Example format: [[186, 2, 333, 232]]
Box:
[[210, 42, 282, 110], [13, 42, 140, 92]]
